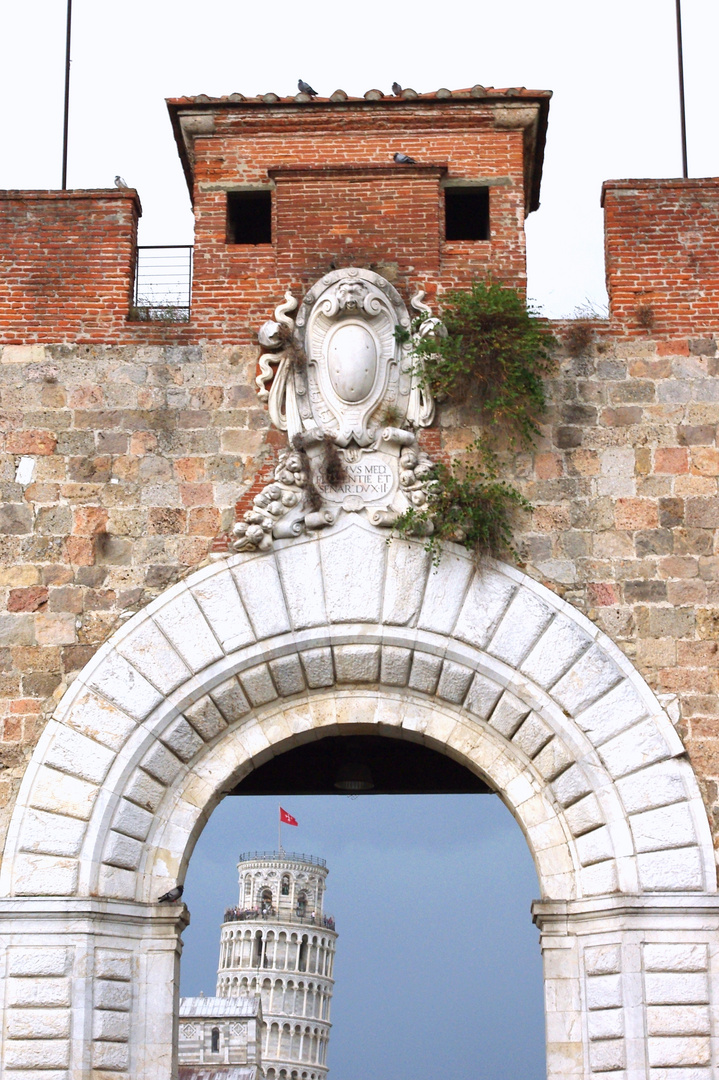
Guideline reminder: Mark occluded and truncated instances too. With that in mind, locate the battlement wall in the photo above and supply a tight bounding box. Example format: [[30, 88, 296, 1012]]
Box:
[[603, 178, 719, 336]]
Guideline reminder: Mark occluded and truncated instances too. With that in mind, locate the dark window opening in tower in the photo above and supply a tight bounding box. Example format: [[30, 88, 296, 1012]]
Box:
[[296, 891, 307, 917], [281, 875, 290, 895], [211, 1027, 220, 1053], [444, 186, 490, 241], [298, 935, 308, 972], [261, 887, 273, 915], [253, 930, 263, 967], [226, 190, 272, 244]]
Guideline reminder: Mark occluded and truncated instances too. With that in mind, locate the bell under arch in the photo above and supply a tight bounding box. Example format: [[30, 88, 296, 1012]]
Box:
[[1, 519, 718, 1080]]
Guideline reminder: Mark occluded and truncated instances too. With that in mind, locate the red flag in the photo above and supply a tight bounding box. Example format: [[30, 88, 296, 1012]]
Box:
[[280, 807, 298, 826]]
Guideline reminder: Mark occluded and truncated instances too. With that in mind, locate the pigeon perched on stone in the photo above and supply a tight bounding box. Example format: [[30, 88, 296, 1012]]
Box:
[[297, 79, 318, 98], [392, 82, 402, 96], [393, 152, 417, 164], [157, 884, 184, 903], [114, 175, 129, 189]]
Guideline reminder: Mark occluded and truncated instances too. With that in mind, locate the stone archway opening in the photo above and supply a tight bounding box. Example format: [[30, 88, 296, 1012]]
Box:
[[180, 743, 547, 1080], [1, 523, 718, 1080]]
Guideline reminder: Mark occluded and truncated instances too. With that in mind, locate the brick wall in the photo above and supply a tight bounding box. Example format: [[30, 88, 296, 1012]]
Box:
[[0, 191, 141, 344], [603, 179, 719, 336]]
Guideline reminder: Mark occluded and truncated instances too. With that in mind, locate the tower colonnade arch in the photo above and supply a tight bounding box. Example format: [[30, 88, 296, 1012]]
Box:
[[0, 519, 718, 1079]]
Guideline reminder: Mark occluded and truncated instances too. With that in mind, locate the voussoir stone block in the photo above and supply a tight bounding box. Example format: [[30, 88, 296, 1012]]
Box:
[[88, 651, 163, 721], [436, 660, 473, 704], [552, 645, 623, 716], [210, 676, 251, 723], [276, 543, 327, 629], [454, 570, 516, 649], [408, 652, 442, 695], [154, 592, 224, 672], [383, 541, 431, 625], [160, 716, 205, 762], [520, 614, 590, 689], [269, 654, 306, 697], [488, 589, 554, 666], [333, 645, 380, 683], [64, 689, 137, 752], [418, 549, 473, 634], [185, 696, 228, 742], [380, 646, 412, 686], [239, 664, 278, 707], [117, 620, 191, 695], [192, 570, 254, 651], [299, 648, 334, 688], [44, 725, 115, 786], [232, 558, 290, 639], [321, 529, 386, 623]]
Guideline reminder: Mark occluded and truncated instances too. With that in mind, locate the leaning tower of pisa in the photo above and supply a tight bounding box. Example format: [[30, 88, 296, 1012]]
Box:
[[216, 851, 338, 1080]]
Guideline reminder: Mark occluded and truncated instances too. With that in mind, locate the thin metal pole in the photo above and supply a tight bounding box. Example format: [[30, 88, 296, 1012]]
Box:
[[61, 0, 73, 189], [675, 0, 688, 178]]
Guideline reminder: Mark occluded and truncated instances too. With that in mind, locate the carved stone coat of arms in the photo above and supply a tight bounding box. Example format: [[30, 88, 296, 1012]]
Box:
[[233, 267, 442, 551]]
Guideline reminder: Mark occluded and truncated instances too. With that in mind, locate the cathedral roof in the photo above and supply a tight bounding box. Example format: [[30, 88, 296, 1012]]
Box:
[[180, 995, 261, 1019]]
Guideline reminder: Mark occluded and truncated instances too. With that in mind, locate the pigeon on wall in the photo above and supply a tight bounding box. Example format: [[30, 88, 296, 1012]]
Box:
[[157, 884, 184, 903], [393, 152, 417, 164], [392, 82, 402, 96], [114, 176, 129, 189], [297, 79, 318, 98]]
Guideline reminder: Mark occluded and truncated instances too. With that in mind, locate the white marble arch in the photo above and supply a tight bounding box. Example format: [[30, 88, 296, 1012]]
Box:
[[1, 518, 719, 1080]]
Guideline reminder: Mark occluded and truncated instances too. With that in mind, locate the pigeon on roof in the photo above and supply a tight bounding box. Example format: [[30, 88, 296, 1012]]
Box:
[[114, 175, 129, 189], [297, 79, 318, 98], [158, 884, 184, 903], [393, 152, 417, 164], [392, 82, 402, 96]]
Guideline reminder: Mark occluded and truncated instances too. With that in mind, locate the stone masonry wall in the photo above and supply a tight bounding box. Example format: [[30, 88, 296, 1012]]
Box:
[[1, 327, 719, 872]]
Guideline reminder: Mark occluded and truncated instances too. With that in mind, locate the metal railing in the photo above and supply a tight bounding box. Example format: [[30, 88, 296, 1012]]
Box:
[[131, 244, 193, 322], [222, 907, 336, 931], [237, 852, 327, 869]]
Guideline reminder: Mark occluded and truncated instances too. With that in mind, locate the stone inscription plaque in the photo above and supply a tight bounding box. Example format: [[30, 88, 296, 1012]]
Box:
[[315, 455, 394, 504]]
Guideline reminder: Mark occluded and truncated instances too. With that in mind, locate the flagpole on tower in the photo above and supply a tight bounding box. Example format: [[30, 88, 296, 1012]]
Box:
[[278, 805, 282, 854]]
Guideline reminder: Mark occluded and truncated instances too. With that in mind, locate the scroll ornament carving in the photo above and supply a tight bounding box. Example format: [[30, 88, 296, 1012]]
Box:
[[233, 268, 443, 552]]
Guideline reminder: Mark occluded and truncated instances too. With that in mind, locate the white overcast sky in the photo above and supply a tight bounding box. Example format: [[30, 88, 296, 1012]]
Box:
[[3, 0, 718, 316]]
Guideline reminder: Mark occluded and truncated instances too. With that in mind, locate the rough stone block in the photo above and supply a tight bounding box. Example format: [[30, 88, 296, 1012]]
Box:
[[299, 648, 335, 689], [574, 680, 648, 746], [92, 1009, 130, 1042], [18, 808, 86, 858], [111, 798, 153, 841], [123, 769, 165, 812], [94, 949, 132, 981], [646, 1006, 711, 1037], [584, 944, 621, 975], [599, 720, 673, 779], [464, 673, 503, 720], [534, 738, 575, 783], [488, 691, 530, 739], [615, 760, 688, 814], [184, 695, 228, 741], [4, 1040, 71, 1069], [333, 645, 380, 683], [589, 1038, 625, 1071], [586, 973, 623, 1010], [6, 1008, 71, 1039], [551, 764, 593, 807], [647, 1036, 710, 1068], [63, 690, 137, 753], [587, 1008, 624, 1040], [637, 848, 704, 892], [269, 654, 306, 697], [209, 677, 251, 723], [104, 830, 143, 871], [408, 652, 442, 695], [139, 741, 183, 786], [380, 646, 412, 687], [7, 976, 71, 1007], [160, 716, 205, 763], [8, 947, 70, 978], [436, 660, 473, 704], [575, 826, 614, 866], [564, 794, 604, 837], [91, 1040, 129, 1069], [630, 804, 696, 852], [644, 945, 708, 972], [512, 713, 553, 758], [239, 664, 278, 706], [44, 725, 115, 785], [94, 979, 131, 1011]]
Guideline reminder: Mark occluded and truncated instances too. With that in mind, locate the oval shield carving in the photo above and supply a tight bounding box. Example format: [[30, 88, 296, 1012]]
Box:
[[327, 322, 378, 403]]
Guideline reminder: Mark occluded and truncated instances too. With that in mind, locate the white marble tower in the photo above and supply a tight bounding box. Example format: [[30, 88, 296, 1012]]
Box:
[[216, 852, 337, 1080]]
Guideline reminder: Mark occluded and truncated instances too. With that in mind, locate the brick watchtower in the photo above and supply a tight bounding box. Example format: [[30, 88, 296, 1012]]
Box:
[[216, 852, 337, 1080]]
